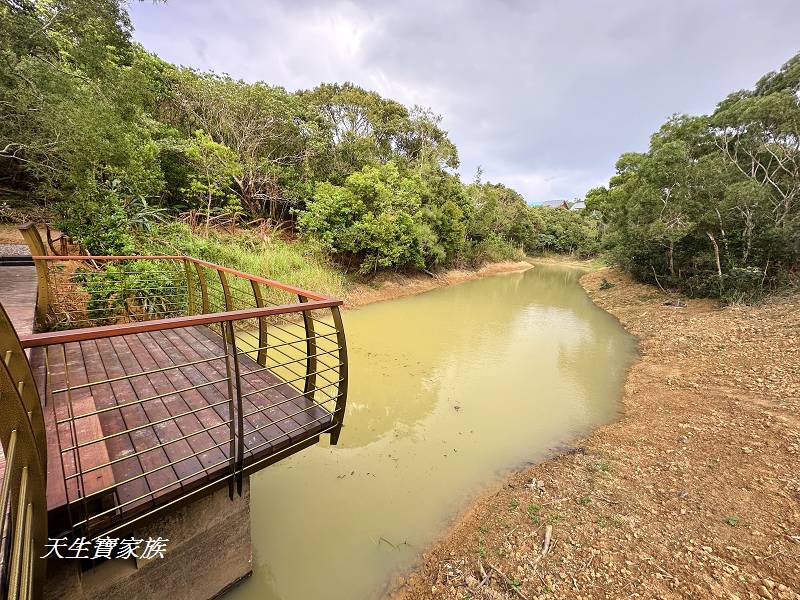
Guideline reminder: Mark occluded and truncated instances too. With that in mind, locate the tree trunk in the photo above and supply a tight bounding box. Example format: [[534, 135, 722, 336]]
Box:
[[205, 167, 212, 237], [667, 241, 675, 277], [706, 231, 722, 280]]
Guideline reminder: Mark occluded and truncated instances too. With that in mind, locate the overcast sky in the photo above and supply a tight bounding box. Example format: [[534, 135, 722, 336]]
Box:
[[128, 1, 800, 201]]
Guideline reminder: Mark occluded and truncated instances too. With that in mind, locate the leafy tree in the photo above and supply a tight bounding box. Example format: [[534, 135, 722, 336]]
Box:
[[181, 130, 243, 234], [589, 52, 800, 301]]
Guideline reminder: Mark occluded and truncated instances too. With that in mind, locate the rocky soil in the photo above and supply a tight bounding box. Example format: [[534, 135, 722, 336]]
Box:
[[394, 267, 799, 600]]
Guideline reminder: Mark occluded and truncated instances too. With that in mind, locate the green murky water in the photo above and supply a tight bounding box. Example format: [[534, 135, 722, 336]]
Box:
[[227, 264, 636, 600]]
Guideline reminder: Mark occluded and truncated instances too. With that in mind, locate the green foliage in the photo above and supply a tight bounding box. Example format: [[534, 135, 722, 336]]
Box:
[[73, 259, 186, 325], [2, 0, 600, 274], [56, 179, 134, 254], [299, 162, 470, 273], [140, 222, 346, 299], [181, 130, 243, 230], [590, 53, 800, 301], [526, 206, 600, 255]]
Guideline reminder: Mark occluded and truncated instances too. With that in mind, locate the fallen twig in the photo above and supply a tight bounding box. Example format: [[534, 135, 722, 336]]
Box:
[[378, 536, 397, 550], [652, 265, 668, 294], [527, 524, 554, 571], [597, 495, 620, 505], [489, 563, 530, 600], [758, 548, 785, 561], [653, 564, 674, 580], [540, 497, 567, 506], [541, 524, 553, 556], [478, 559, 490, 587]]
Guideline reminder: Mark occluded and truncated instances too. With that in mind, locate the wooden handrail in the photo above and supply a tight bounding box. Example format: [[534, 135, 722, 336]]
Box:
[[29, 255, 332, 302], [18, 299, 342, 348]]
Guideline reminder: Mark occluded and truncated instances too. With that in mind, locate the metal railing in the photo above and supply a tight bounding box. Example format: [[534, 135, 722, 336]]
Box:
[[0, 303, 47, 600], [6, 254, 348, 541]]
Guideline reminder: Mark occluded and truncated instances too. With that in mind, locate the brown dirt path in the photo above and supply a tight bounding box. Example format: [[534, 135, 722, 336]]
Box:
[[394, 267, 800, 600]]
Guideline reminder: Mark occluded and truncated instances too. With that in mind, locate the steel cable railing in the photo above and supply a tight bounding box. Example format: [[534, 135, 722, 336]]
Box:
[[11, 255, 348, 540]]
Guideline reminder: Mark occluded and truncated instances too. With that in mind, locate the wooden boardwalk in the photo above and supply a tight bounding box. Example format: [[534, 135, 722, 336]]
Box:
[[0, 265, 37, 336], [2, 248, 346, 541], [30, 325, 332, 535], [0, 264, 37, 515]]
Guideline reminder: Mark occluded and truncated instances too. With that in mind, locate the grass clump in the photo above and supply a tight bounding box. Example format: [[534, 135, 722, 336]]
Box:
[[140, 222, 347, 299]]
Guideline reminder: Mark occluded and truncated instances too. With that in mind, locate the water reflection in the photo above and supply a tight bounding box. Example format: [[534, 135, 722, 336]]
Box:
[[226, 264, 636, 600]]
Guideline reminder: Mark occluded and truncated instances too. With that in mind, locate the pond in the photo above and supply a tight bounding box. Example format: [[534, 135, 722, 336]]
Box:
[[227, 263, 636, 600]]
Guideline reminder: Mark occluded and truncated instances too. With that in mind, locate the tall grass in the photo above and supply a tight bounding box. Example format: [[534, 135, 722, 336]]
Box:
[[139, 222, 348, 299]]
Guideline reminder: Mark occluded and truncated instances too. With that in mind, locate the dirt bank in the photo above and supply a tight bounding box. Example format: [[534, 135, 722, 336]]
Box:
[[344, 261, 532, 307], [395, 267, 800, 600]]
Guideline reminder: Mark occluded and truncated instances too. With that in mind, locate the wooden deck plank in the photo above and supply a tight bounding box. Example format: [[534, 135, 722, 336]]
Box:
[[0, 265, 37, 336], [32, 324, 333, 534], [128, 330, 229, 478]]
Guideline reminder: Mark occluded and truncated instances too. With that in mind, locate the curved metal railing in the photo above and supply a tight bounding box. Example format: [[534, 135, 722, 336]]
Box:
[[6, 253, 348, 541], [0, 303, 48, 600]]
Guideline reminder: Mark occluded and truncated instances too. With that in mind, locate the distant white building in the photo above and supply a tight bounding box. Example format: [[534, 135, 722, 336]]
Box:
[[570, 201, 586, 211]]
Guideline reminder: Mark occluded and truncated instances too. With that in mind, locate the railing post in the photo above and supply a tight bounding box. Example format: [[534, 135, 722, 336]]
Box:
[[193, 262, 209, 314], [0, 304, 46, 469], [19, 223, 50, 327], [1, 355, 48, 600], [250, 281, 268, 367], [217, 274, 243, 495], [219, 321, 238, 500], [218, 270, 233, 312], [183, 258, 196, 315], [329, 306, 348, 444], [228, 321, 245, 497], [298, 295, 316, 402]]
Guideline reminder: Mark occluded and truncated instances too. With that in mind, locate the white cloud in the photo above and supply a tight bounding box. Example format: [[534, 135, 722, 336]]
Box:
[[129, 0, 800, 199]]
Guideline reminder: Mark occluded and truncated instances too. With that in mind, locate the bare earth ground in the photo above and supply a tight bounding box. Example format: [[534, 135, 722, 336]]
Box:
[[0, 223, 26, 244], [394, 267, 799, 600], [344, 261, 532, 307]]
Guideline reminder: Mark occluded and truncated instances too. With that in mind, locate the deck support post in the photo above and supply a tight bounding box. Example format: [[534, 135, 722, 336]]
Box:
[[329, 306, 348, 444]]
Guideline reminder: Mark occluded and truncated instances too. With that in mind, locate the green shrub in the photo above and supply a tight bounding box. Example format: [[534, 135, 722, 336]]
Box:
[[56, 179, 134, 255]]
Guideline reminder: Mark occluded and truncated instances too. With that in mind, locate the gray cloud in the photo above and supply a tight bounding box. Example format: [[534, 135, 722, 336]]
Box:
[[129, 0, 800, 200]]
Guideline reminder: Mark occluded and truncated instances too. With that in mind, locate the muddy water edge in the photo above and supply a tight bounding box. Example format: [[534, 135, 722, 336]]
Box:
[[225, 263, 636, 600]]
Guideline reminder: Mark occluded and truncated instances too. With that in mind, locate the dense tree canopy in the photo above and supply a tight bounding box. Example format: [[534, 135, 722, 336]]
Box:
[[1, 0, 596, 269], [587, 53, 800, 300], [12, 0, 795, 298]]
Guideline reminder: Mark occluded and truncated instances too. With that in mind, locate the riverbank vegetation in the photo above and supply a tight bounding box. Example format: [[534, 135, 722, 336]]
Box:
[[586, 53, 800, 302], [3, 2, 796, 304], [0, 0, 595, 290]]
